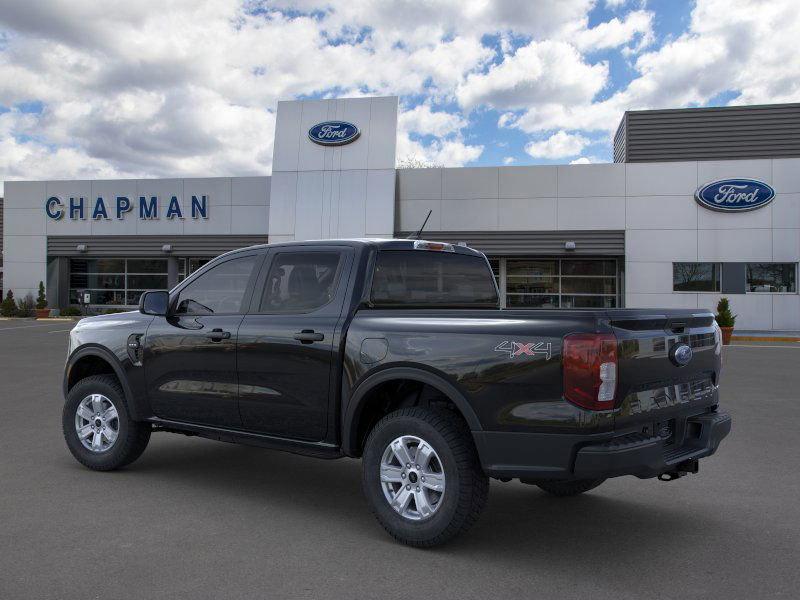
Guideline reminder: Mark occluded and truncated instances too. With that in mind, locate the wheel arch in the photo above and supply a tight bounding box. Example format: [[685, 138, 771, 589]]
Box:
[[64, 346, 143, 421], [342, 366, 482, 458]]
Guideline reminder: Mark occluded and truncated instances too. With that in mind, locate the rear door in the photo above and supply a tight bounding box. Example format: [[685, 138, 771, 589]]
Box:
[[236, 246, 354, 441]]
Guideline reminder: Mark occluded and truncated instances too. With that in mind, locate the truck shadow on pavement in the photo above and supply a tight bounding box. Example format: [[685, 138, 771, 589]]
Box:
[[82, 435, 728, 562]]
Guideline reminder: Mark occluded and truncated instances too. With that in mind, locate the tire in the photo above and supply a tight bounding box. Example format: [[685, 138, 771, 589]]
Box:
[[534, 478, 605, 497], [62, 374, 151, 471], [361, 407, 489, 547]]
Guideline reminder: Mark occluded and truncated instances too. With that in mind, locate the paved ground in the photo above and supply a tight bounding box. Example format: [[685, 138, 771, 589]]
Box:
[[1, 318, 798, 600]]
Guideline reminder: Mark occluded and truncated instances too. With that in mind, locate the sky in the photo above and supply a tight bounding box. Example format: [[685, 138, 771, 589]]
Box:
[[0, 0, 799, 194]]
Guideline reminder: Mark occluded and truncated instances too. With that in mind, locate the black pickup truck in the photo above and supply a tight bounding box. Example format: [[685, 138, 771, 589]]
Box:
[[62, 238, 731, 546]]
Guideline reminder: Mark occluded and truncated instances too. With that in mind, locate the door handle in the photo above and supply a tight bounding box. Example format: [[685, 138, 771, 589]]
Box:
[[294, 330, 324, 343], [207, 328, 231, 342]]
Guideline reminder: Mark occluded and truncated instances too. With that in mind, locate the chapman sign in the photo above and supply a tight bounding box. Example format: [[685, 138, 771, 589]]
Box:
[[695, 179, 775, 212], [308, 121, 360, 146], [45, 195, 209, 220]]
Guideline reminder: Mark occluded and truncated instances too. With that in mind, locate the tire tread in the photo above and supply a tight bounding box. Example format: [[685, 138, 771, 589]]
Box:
[[363, 407, 488, 548], [62, 374, 150, 471]]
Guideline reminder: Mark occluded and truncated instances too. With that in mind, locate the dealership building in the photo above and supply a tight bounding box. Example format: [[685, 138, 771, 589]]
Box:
[[2, 97, 799, 331]]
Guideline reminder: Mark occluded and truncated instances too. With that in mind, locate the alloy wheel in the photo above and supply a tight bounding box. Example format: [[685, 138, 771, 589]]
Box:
[[380, 435, 446, 521], [74, 394, 120, 452]]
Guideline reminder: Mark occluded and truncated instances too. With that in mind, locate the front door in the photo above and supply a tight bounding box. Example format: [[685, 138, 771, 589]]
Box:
[[237, 247, 353, 441], [144, 252, 263, 428]]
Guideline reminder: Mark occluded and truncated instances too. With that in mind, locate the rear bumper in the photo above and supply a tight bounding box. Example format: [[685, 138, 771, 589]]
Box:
[[474, 410, 731, 480]]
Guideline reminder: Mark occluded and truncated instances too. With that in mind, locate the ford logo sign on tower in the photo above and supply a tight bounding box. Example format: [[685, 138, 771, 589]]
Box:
[[695, 179, 775, 212], [308, 121, 360, 146]]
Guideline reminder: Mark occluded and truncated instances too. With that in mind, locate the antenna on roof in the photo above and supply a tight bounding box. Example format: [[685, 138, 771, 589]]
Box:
[[406, 209, 432, 240]]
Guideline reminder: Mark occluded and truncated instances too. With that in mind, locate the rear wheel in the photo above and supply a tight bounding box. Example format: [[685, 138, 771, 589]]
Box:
[[362, 407, 489, 547], [534, 478, 605, 497], [62, 374, 151, 471]]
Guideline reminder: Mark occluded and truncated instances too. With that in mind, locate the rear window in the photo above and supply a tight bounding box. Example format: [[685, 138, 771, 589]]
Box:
[[371, 250, 499, 307]]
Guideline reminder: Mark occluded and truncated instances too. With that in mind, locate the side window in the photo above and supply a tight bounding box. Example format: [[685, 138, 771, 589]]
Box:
[[175, 256, 258, 315], [259, 251, 342, 313]]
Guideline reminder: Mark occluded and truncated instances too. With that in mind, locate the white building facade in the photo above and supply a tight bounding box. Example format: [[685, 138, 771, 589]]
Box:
[[3, 96, 799, 331]]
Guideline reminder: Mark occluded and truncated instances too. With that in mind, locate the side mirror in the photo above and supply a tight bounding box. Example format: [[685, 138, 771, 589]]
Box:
[[139, 290, 170, 316]]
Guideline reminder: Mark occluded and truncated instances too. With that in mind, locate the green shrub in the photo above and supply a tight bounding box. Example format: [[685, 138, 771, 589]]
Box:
[[1, 290, 17, 317], [716, 297, 736, 328], [36, 281, 47, 310], [16, 293, 36, 317], [103, 308, 128, 314], [61, 307, 83, 317]]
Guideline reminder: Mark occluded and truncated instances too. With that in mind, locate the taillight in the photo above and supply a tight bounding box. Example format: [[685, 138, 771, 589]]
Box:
[[562, 333, 618, 410]]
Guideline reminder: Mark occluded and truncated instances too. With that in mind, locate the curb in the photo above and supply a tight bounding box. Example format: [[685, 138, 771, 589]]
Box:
[[35, 317, 80, 322]]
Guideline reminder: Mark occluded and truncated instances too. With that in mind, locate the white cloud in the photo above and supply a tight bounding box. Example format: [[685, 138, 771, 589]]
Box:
[[398, 104, 466, 138], [396, 132, 483, 167], [503, 156, 515, 165], [571, 10, 654, 52], [569, 155, 606, 164], [525, 130, 589, 159], [457, 40, 608, 110]]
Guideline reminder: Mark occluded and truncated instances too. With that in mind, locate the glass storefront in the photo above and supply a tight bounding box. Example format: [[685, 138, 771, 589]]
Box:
[[69, 257, 210, 306], [488, 258, 619, 309], [69, 258, 170, 306]]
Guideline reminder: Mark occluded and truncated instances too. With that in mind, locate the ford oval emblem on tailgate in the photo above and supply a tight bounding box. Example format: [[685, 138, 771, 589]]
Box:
[[670, 343, 693, 367]]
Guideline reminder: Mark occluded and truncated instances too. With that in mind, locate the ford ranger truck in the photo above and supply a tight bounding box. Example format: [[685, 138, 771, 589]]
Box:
[[62, 239, 731, 547]]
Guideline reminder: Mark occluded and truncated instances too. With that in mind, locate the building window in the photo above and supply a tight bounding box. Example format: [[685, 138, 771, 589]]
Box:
[[70, 258, 169, 306], [488, 258, 500, 289], [673, 263, 721, 292], [176, 258, 212, 283], [746, 263, 797, 293], [504, 258, 617, 308]]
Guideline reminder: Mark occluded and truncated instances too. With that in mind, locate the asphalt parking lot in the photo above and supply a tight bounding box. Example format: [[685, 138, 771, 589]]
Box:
[[1, 319, 798, 600]]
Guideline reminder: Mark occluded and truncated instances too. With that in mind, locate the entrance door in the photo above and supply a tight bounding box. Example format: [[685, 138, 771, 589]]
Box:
[[237, 247, 353, 441], [143, 252, 263, 428]]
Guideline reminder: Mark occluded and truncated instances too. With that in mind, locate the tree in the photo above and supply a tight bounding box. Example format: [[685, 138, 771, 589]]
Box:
[[396, 155, 444, 169], [16, 293, 36, 317], [1, 290, 17, 317], [36, 281, 47, 310]]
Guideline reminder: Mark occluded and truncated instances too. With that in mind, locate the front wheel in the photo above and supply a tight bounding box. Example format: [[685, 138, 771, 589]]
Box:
[[62, 374, 151, 471], [361, 407, 489, 547]]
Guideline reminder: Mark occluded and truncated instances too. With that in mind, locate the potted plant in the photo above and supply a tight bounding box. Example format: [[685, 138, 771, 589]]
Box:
[[35, 281, 50, 318], [716, 297, 736, 345]]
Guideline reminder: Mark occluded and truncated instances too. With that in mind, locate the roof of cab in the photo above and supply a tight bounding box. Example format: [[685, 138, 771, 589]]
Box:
[[227, 238, 485, 257]]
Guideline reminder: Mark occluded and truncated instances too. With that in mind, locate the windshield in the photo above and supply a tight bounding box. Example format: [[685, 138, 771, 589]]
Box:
[[370, 250, 499, 308]]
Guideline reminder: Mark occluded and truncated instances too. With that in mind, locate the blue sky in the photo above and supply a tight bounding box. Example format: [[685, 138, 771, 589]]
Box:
[[0, 0, 798, 189]]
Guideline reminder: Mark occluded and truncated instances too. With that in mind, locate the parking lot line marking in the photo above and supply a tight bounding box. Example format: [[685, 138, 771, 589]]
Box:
[[47, 329, 74, 333]]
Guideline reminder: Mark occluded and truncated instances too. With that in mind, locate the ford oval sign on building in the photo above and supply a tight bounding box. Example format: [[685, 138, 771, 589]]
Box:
[[308, 121, 360, 146], [695, 178, 775, 212]]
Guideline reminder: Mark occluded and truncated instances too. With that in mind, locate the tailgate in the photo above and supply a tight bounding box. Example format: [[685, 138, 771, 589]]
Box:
[[609, 310, 721, 438]]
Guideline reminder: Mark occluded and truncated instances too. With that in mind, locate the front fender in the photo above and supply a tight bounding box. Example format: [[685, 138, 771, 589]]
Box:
[[63, 345, 148, 421], [341, 365, 483, 457]]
